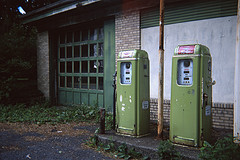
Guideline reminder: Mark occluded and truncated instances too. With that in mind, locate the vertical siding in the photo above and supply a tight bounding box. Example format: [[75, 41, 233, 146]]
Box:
[[141, 0, 238, 28]]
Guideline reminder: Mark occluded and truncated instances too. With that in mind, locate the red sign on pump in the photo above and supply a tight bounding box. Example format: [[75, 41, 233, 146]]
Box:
[[178, 45, 195, 54]]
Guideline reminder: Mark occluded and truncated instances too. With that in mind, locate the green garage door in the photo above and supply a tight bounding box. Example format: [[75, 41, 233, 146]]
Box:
[[57, 20, 115, 108]]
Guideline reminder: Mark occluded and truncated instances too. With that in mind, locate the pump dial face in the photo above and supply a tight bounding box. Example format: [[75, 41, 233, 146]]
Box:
[[177, 59, 193, 85], [184, 61, 190, 67], [126, 63, 131, 69]]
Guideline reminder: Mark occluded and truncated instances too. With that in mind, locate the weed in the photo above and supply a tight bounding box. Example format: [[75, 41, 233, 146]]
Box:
[[86, 134, 99, 148], [0, 103, 101, 124], [86, 137, 144, 160], [199, 135, 240, 160], [157, 140, 182, 160], [105, 113, 113, 130]]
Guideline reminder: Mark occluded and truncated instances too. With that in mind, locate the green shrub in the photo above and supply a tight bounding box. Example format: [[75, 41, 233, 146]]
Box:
[[158, 140, 182, 160], [0, 24, 37, 104], [199, 136, 240, 160]]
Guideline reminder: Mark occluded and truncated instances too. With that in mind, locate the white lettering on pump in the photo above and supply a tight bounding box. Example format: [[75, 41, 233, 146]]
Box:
[[120, 95, 122, 102]]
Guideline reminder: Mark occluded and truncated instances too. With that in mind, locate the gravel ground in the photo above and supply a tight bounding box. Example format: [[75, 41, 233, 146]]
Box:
[[0, 122, 114, 160]]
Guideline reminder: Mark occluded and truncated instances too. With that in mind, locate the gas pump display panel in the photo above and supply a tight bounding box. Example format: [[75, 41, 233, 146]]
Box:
[[120, 62, 132, 84], [177, 59, 193, 85]]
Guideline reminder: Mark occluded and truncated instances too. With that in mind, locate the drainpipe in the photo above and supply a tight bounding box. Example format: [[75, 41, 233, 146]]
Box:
[[234, 0, 240, 143], [158, 0, 164, 138]]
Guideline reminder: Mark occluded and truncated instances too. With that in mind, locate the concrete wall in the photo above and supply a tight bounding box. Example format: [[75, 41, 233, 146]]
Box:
[[37, 31, 50, 99], [141, 16, 237, 104]]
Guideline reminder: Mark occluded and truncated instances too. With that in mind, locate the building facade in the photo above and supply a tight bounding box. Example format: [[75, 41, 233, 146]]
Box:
[[23, 0, 238, 129]]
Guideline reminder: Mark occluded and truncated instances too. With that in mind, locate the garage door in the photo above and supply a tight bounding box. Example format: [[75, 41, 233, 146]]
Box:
[[57, 20, 115, 109]]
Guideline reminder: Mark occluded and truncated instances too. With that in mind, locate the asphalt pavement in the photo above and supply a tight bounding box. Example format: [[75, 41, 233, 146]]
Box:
[[0, 122, 232, 160], [0, 123, 113, 160]]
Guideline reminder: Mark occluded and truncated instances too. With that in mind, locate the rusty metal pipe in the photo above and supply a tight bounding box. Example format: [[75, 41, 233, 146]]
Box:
[[158, 0, 164, 138], [99, 108, 105, 134]]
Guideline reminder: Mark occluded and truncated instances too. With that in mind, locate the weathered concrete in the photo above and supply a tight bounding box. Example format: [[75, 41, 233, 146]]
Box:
[[37, 31, 50, 99], [141, 16, 237, 104]]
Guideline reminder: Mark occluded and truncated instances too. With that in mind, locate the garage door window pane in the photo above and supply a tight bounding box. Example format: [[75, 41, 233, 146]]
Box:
[[98, 60, 103, 73], [74, 61, 80, 73], [81, 45, 88, 57], [81, 77, 88, 89], [67, 62, 72, 73], [90, 28, 98, 40], [67, 76, 72, 88], [90, 60, 97, 73], [67, 46, 72, 58], [74, 46, 80, 57], [74, 77, 80, 88], [99, 27, 104, 40], [60, 62, 65, 73], [90, 44, 97, 57], [90, 77, 96, 89], [98, 43, 103, 56], [98, 77, 103, 90], [82, 61, 88, 73]]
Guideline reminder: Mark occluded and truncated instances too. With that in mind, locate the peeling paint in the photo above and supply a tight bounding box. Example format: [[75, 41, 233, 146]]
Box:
[[121, 107, 125, 111], [129, 96, 132, 103]]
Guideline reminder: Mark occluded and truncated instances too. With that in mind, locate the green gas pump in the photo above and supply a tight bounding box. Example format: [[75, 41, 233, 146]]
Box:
[[116, 49, 150, 137], [170, 44, 215, 147]]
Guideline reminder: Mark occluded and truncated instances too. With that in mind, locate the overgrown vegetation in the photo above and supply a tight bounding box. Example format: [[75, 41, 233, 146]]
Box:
[[199, 136, 240, 160], [157, 140, 182, 160], [0, 24, 38, 104], [86, 135, 148, 160], [0, 102, 113, 126]]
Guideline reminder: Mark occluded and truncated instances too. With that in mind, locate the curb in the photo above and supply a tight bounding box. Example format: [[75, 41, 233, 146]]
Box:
[[97, 134, 159, 159], [96, 132, 200, 160]]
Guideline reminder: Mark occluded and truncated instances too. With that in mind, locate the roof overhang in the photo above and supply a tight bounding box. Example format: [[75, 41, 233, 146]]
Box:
[[22, 0, 106, 24], [21, 0, 183, 25]]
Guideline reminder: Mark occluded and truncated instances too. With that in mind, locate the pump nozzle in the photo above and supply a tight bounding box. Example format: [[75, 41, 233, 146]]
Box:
[[208, 80, 216, 87]]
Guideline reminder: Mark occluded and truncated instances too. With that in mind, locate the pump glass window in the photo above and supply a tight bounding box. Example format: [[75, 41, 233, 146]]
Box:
[[177, 59, 193, 85], [120, 62, 132, 84]]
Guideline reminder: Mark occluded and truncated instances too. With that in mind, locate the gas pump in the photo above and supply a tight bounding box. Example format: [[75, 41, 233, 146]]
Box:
[[116, 49, 150, 137], [170, 44, 215, 147]]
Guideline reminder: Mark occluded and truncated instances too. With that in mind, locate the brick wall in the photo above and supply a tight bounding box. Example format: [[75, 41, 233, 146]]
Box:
[[150, 99, 170, 126], [212, 103, 233, 129], [115, 10, 141, 63], [37, 31, 50, 99], [150, 98, 234, 130]]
